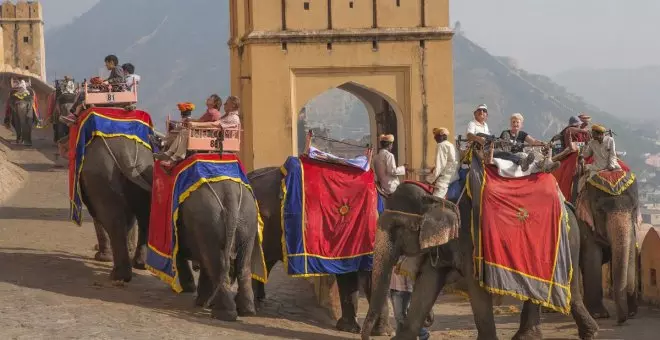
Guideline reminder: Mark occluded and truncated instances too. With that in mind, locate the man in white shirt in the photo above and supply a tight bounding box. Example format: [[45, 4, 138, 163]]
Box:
[[426, 127, 458, 198], [580, 124, 621, 183], [466, 104, 490, 146], [373, 134, 406, 195]]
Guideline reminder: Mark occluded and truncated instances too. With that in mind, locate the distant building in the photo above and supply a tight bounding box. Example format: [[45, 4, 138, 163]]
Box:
[[0, 0, 45, 79], [642, 208, 660, 226]]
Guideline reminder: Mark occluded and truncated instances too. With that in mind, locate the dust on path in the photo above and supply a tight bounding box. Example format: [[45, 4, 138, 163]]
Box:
[[1, 127, 659, 340]]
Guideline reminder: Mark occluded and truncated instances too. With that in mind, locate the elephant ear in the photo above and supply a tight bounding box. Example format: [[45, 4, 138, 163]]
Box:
[[418, 200, 460, 251]]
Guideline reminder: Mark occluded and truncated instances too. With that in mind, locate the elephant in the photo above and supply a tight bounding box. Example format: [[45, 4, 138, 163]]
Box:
[[248, 167, 393, 335], [174, 179, 260, 321], [577, 178, 639, 323], [362, 182, 600, 340], [52, 92, 75, 144], [79, 136, 153, 282], [6, 88, 36, 146]]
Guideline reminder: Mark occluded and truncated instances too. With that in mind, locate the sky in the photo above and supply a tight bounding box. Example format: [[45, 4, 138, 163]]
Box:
[[40, 0, 658, 75]]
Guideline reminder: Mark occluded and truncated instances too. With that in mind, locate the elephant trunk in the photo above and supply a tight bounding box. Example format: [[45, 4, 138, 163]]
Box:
[[607, 210, 635, 324], [361, 228, 398, 340]]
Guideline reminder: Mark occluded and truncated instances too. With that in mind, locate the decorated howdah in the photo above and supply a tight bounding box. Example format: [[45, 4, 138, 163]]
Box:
[[587, 168, 635, 196], [146, 153, 267, 292], [280, 156, 383, 277], [468, 154, 573, 314], [68, 107, 155, 225]]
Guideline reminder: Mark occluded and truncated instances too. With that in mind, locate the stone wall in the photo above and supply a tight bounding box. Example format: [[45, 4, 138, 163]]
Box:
[[0, 0, 45, 79]]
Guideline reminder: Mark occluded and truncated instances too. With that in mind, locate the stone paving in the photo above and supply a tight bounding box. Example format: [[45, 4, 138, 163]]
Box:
[[1, 127, 659, 339]]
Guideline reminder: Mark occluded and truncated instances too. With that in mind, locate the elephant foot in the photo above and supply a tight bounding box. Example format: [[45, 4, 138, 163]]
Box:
[[181, 279, 197, 294], [627, 294, 638, 318], [235, 293, 256, 317], [109, 266, 133, 283], [371, 324, 393, 336], [588, 305, 610, 319], [236, 303, 256, 317], [132, 254, 147, 270], [512, 327, 542, 340], [94, 251, 113, 262], [336, 316, 361, 334], [210, 308, 238, 322]]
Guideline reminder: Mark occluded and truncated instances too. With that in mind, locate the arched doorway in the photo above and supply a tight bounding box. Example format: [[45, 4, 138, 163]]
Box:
[[296, 82, 402, 163]]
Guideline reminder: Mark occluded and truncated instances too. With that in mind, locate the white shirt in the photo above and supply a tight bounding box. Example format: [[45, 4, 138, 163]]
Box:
[[582, 136, 620, 176], [467, 120, 490, 136], [373, 148, 406, 195], [126, 74, 141, 90], [427, 140, 458, 189], [220, 111, 241, 128]]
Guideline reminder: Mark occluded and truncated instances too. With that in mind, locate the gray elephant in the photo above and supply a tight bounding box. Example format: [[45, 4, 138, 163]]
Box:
[[577, 174, 639, 323], [5, 87, 37, 146], [79, 136, 153, 282], [51, 90, 75, 143], [362, 182, 600, 340], [172, 178, 260, 321], [248, 167, 392, 335]]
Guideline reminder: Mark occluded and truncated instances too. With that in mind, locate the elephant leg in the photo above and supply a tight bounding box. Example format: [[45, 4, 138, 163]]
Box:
[[360, 271, 393, 336], [205, 252, 238, 321], [395, 260, 450, 340], [467, 279, 498, 339], [336, 272, 361, 334], [580, 224, 609, 319], [569, 269, 599, 340], [233, 234, 257, 317], [195, 267, 213, 307], [130, 190, 151, 270], [176, 254, 196, 293], [104, 216, 133, 282], [511, 301, 542, 340], [93, 220, 113, 262], [22, 116, 32, 146]]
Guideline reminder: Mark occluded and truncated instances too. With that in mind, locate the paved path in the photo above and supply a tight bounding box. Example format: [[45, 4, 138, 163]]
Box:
[[1, 127, 659, 339]]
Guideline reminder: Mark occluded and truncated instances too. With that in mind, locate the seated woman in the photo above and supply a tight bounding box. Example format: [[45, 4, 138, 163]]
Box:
[[156, 94, 241, 167], [492, 113, 558, 172]]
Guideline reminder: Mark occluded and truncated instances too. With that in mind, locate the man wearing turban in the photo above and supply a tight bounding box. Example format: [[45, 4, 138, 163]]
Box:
[[373, 134, 406, 195], [580, 124, 620, 181], [425, 127, 458, 198]]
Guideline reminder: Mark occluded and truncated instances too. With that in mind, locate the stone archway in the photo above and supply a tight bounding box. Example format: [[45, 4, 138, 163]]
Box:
[[297, 81, 402, 163]]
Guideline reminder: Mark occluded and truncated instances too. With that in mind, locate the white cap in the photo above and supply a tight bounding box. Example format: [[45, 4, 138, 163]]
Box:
[[475, 104, 488, 111]]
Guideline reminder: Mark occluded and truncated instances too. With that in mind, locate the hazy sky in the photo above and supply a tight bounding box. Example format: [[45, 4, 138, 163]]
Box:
[[40, 0, 657, 75]]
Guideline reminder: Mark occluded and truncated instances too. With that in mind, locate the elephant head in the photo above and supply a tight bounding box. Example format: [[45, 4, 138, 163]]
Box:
[[361, 183, 460, 339]]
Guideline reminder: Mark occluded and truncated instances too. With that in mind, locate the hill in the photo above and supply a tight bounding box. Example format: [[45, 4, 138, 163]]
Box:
[[554, 66, 660, 123], [45, 0, 230, 131], [44, 0, 657, 171]]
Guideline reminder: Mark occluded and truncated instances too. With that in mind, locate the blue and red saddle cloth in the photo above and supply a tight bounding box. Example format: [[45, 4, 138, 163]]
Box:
[[147, 153, 267, 292], [67, 107, 156, 225], [281, 156, 384, 277]]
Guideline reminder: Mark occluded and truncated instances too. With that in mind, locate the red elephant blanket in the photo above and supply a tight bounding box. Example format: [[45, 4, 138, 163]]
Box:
[[468, 155, 572, 314]]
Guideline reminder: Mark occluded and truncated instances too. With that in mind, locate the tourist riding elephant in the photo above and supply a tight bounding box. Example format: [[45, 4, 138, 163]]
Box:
[[6, 89, 37, 146], [577, 177, 639, 323], [362, 182, 599, 340], [174, 179, 260, 321], [79, 136, 153, 282], [248, 167, 392, 335]]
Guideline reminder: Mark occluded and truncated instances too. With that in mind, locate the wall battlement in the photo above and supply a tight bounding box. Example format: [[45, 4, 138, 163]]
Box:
[[0, 0, 45, 80]]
